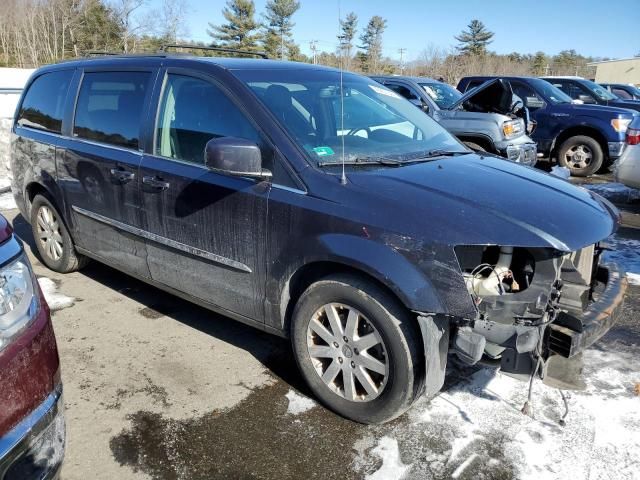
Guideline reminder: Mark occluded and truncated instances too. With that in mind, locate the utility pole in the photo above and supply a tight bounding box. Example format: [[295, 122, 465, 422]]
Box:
[[544, 64, 550, 76], [398, 48, 406, 74], [310, 40, 318, 65]]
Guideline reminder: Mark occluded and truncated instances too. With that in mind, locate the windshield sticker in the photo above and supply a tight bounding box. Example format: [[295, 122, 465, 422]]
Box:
[[313, 146, 335, 157], [369, 84, 402, 99]]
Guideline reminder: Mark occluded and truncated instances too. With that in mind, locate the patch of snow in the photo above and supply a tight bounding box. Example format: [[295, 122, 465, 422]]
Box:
[[602, 234, 640, 280], [627, 272, 640, 285], [0, 191, 16, 210], [38, 277, 76, 312], [366, 437, 411, 480], [550, 166, 570, 179], [362, 347, 640, 480], [284, 389, 316, 415], [451, 453, 479, 479]]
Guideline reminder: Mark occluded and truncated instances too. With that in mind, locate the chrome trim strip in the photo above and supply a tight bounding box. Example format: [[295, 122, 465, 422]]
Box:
[[0, 384, 62, 463], [71, 206, 252, 273], [0, 236, 23, 267], [70, 136, 143, 155], [16, 125, 65, 139], [271, 184, 307, 195]]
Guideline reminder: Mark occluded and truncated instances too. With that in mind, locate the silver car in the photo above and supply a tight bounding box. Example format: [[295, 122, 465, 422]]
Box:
[[615, 117, 640, 189]]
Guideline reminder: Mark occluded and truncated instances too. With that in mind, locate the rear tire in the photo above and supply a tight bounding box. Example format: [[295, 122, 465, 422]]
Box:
[[463, 141, 487, 152], [557, 135, 603, 177], [30, 194, 88, 273], [291, 274, 424, 424]]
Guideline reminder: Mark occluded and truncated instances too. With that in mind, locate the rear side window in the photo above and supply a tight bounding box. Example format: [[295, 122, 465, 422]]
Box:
[[73, 71, 151, 150], [17, 70, 73, 133]]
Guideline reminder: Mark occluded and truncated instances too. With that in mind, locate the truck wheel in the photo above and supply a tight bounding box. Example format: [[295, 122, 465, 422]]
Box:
[[30, 194, 88, 273], [463, 141, 487, 152], [557, 136, 603, 177], [291, 274, 424, 424]]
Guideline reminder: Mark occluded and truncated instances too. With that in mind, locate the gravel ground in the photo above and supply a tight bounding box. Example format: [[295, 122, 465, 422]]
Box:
[[1, 172, 639, 480]]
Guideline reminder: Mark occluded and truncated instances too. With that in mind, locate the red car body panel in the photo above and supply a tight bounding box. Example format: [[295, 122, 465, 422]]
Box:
[[0, 290, 59, 437]]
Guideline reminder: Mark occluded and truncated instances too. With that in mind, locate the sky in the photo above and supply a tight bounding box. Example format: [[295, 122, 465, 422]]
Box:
[[147, 0, 639, 61]]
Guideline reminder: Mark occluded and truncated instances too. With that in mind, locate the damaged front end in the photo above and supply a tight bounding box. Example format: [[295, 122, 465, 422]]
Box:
[[450, 243, 626, 390]]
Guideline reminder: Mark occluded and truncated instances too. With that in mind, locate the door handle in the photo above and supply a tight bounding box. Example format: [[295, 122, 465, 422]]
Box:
[[142, 175, 170, 191], [110, 168, 135, 184]]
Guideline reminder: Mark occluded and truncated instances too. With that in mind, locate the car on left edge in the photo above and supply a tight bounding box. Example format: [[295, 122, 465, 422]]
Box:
[[0, 213, 65, 479]]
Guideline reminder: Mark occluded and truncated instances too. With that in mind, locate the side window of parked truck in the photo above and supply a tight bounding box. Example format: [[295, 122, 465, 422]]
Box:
[[155, 74, 263, 165], [17, 70, 74, 134], [73, 71, 152, 150]]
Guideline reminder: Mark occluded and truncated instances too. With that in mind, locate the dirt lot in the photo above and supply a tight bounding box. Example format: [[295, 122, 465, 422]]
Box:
[[1, 177, 639, 480]]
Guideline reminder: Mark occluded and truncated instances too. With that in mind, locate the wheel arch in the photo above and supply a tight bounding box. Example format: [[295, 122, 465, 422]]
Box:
[[278, 242, 445, 335], [551, 125, 609, 161], [456, 134, 496, 153]]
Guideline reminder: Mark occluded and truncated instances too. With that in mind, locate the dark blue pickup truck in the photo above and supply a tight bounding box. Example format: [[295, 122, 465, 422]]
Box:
[[458, 76, 638, 176]]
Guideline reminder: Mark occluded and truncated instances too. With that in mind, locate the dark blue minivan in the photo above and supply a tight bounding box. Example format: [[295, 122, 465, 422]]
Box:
[[10, 51, 626, 423]]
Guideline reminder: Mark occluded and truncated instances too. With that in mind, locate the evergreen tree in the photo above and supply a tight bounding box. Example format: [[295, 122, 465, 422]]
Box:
[[262, 0, 300, 60], [531, 51, 547, 75], [358, 15, 386, 73], [338, 12, 358, 69], [208, 0, 262, 52], [455, 19, 494, 55]]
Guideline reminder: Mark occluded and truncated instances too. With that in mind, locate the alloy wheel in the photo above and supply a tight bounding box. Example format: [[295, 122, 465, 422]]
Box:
[[564, 144, 593, 169], [36, 206, 63, 261], [306, 303, 389, 402]]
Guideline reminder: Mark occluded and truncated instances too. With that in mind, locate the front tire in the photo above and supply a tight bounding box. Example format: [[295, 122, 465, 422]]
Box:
[[30, 194, 88, 273], [291, 274, 424, 424], [557, 135, 603, 177]]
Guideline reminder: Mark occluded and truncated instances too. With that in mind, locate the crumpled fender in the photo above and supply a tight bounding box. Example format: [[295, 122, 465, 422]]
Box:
[[314, 233, 444, 313]]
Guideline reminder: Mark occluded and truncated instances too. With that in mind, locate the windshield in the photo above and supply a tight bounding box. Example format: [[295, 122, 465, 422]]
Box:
[[419, 82, 462, 109], [233, 69, 465, 166], [580, 79, 618, 101], [532, 78, 573, 104]]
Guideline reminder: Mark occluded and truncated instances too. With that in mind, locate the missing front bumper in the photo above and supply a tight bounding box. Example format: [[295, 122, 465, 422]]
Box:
[[548, 263, 626, 358]]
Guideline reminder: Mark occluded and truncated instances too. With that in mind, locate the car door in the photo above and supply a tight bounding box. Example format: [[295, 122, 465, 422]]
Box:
[[60, 68, 157, 278], [509, 80, 557, 150], [139, 68, 270, 322]]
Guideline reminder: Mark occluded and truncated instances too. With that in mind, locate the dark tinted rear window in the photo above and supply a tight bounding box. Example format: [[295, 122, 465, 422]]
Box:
[[17, 70, 73, 133], [73, 71, 151, 150]]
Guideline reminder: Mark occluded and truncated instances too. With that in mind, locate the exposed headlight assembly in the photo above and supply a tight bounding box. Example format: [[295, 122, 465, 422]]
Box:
[[0, 253, 38, 351], [502, 119, 524, 139]]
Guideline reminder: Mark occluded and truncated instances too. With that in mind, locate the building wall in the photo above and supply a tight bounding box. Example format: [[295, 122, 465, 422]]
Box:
[[592, 59, 640, 84]]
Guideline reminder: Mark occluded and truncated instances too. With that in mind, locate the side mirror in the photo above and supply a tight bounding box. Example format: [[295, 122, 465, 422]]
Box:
[[525, 96, 545, 109], [578, 94, 596, 105], [409, 98, 429, 113], [204, 137, 272, 179]]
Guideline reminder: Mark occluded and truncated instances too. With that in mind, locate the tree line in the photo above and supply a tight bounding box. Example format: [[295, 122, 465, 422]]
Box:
[[0, 0, 600, 83]]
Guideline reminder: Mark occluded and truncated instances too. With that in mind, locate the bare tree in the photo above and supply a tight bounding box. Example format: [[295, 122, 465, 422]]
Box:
[[112, 0, 147, 52]]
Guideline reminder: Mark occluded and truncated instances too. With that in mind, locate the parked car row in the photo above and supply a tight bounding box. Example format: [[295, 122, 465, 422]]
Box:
[[3, 48, 626, 444], [458, 76, 640, 177]]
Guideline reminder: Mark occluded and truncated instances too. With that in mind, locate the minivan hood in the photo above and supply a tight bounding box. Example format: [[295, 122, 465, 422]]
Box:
[[448, 78, 514, 114], [347, 155, 617, 252]]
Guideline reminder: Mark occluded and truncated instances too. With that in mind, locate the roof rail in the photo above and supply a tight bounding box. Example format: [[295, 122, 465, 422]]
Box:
[[84, 51, 121, 57], [160, 44, 269, 59]]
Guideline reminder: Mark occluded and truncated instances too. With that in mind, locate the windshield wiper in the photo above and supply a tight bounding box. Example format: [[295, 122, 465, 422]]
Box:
[[318, 156, 403, 167]]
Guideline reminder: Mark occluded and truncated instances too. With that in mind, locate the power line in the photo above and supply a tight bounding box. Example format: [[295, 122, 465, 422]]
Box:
[[398, 48, 406, 74]]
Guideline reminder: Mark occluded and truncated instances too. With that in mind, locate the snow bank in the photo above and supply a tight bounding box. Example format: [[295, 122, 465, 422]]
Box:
[[584, 182, 640, 203]]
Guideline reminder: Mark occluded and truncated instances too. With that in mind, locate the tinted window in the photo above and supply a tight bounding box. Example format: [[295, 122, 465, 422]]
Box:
[[156, 74, 262, 165], [386, 83, 419, 101], [74, 71, 151, 149], [17, 70, 73, 133], [613, 88, 632, 100]]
